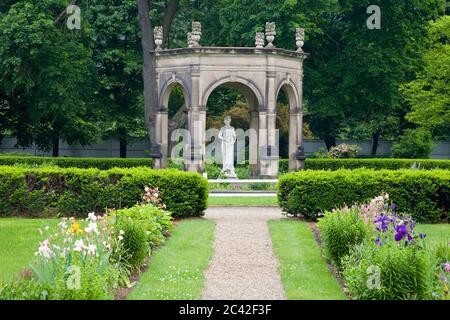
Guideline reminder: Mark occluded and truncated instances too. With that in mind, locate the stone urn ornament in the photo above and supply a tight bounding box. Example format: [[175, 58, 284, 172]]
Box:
[[191, 21, 202, 47], [187, 32, 194, 47], [265, 22, 276, 48], [255, 32, 265, 48], [295, 28, 305, 52], [154, 26, 163, 51]]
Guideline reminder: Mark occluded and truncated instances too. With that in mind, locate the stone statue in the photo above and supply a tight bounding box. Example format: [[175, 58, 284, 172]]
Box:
[[218, 116, 237, 178]]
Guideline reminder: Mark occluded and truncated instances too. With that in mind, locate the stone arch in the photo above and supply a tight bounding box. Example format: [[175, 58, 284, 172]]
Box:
[[276, 79, 300, 111], [201, 76, 264, 109], [159, 78, 191, 111]]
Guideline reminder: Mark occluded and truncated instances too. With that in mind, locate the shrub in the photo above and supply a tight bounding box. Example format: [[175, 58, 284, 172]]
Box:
[[0, 166, 208, 217], [328, 144, 361, 159], [303, 158, 450, 171], [116, 218, 149, 271], [112, 203, 172, 248], [392, 128, 434, 159], [278, 169, 450, 222], [342, 241, 436, 300], [317, 208, 369, 269]]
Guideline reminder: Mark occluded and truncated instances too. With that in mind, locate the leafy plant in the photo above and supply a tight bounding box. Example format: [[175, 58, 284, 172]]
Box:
[[392, 128, 434, 159], [116, 218, 149, 271]]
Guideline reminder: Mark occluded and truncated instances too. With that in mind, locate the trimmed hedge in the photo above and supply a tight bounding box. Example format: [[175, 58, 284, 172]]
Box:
[[0, 155, 153, 170], [279, 158, 450, 173], [1, 155, 449, 172], [278, 169, 450, 222], [0, 166, 208, 218]]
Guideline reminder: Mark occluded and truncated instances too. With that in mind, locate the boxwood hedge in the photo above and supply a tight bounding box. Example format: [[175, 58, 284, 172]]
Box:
[[1, 155, 449, 172], [278, 169, 450, 222], [0, 166, 208, 218]]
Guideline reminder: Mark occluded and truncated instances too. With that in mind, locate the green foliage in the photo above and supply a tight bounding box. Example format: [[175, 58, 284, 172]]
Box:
[[0, 166, 208, 217], [0, 0, 100, 152], [116, 218, 149, 271], [401, 16, 450, 140], [342, 241, 437, 300], [317, 209, 369, 269], [278, 169, 450, 222], [0, 277, 50, 300], [392, 129, 434, 159], [113, 204, 172, 248]]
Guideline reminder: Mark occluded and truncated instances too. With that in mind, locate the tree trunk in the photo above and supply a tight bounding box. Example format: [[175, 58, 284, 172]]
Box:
[[119, 137, 127, 158], [138, 0, 180, 162], [52, 135, 59, 157], [371, 131, 381, 156], [162, 0, 180, 48], [137, 0, 157, 153], [323, 135, 336, 151]]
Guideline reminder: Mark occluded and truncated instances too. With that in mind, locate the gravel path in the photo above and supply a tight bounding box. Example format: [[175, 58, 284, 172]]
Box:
[[202, 207, 286, 300]]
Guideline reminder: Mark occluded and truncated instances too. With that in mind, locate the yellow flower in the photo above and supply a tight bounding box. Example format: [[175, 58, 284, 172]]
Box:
[[70, 221, 83, 234]]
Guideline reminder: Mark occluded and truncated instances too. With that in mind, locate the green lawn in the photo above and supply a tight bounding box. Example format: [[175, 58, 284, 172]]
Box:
[[208, 196, 278, 206], [268, 219, 345, 300], [127, 219, 216, 300], [0, 218, 58, 281], [415, 224, 449, 247]]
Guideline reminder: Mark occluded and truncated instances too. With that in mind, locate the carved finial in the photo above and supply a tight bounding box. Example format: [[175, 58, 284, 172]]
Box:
[[187, 32, 194, 47], [255, 32, 265, 48], [154, 26, 163, 51], [265, 22, 276, 48], [191, 21, 202, 47], [295, 28, 305, 52]]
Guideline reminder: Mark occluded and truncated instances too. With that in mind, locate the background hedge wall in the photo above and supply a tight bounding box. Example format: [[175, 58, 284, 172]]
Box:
[[278, 169, 450, 222], [1, 155, 449, 172], [0, 166, 208, 218]]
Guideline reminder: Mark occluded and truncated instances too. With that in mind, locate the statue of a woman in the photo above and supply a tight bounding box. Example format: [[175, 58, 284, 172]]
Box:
[[218, 116, 237, 178]]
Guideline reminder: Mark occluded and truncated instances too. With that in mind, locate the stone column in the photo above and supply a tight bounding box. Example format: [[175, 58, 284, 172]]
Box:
[[153, 110, 168, 169], [184, 66, 204, 173], [258, 71, 278, 177], [249, 110, 259, 177], [289, 68, 305, 171]]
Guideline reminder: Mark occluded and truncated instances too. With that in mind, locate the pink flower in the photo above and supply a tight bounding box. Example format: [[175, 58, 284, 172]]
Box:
[[444, 262, 450, 273]]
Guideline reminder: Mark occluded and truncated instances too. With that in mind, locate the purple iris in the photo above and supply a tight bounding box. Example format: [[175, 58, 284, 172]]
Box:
[[394, 224, 412, 242], [389, 203, 397, 212], [419, 233, 426, 239], [375, 236, 382, 246], [374, 215, 393, 233]]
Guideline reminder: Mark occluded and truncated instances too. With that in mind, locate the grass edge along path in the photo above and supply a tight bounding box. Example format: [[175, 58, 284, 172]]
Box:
[[208, 196, 278, 207], [127, 218, 216, 300], [268, 219, 345, 300]]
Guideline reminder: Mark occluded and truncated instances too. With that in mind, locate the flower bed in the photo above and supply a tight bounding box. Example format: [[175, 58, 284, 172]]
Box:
[[0, 187, 173, 300], [278, 169, 450, 222], [317, 194, 449, 300], [0, 166, 208, 218]]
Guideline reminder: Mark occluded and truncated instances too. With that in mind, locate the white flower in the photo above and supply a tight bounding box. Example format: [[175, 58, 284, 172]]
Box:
[[36, 239, 54, 258], [118, 235, 124, 241], [87, 244, 97, 255], [119, 230, 125, 235], [84, 222, 99, 234], [74, 239, 84, 252], [87, 212, 97, 222]]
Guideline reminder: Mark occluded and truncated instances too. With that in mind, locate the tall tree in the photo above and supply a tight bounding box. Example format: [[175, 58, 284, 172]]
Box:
[[88, 0, 145, 158], [401, 15, 450, 140], [0, 0, 99, 156], [137, 0, 179, 164]]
